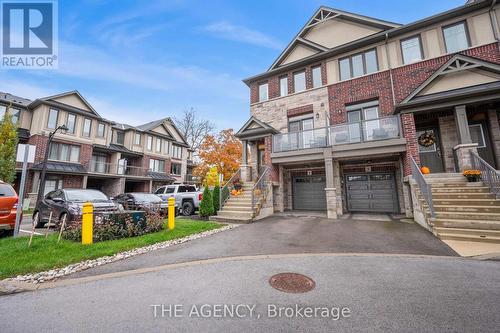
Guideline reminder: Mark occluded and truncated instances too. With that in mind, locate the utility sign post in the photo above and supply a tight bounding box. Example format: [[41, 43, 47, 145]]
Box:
[[13, 144, 35, 237]]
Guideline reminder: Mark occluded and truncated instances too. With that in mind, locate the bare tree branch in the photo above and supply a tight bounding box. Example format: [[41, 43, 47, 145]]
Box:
[[174, 108, 215, 158]]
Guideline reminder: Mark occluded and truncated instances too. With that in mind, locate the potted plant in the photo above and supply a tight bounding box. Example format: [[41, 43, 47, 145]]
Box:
[[463, 169, 481, 182]]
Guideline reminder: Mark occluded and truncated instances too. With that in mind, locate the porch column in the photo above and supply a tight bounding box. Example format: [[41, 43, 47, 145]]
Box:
[[324, 149, 337, 219], [454, 105, 472, 144], [401, 113, 419, 176], [240, 140, 252, 182], [82, 175, 88, 188]]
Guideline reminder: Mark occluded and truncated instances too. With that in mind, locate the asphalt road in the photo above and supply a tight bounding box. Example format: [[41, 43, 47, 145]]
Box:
[[1, 255, 499, 332]]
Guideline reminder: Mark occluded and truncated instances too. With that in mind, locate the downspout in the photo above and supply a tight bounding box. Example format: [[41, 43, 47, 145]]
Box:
[[489, 0, 500, 48], [384, 32, 397, 107]]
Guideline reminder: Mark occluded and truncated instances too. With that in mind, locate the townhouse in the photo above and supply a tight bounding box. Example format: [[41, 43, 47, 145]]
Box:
[[233, 0, 500, 222], [0, 91, 194, 206]]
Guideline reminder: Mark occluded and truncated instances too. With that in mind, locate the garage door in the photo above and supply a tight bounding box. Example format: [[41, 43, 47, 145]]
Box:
[[345, 173, 398, 213], [292, 176, 326, 211]]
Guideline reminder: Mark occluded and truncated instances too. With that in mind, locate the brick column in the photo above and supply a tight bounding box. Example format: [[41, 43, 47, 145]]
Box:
[[264, 136, 278, 182], [401, 113, 419, 176]]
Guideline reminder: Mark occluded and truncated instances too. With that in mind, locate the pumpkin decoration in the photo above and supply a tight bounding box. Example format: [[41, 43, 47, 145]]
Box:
[[254, 189, 262, 196], [420, 166, 430, 174], [418, 131, 436, 147]]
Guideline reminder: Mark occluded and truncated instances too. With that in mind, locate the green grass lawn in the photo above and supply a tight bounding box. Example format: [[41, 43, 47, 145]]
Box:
[[0, 219, 222, 280]]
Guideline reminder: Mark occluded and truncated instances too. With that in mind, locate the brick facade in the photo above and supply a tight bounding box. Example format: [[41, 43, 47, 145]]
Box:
[[287, 104, 314, 117]]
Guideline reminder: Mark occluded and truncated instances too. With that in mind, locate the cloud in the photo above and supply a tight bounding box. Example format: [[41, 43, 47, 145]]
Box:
[[201, 21, 284, 50]]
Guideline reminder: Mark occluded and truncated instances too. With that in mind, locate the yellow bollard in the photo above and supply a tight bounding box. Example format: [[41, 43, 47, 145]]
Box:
[[168, 197, 175, 230], [82, 202, 93, 245]]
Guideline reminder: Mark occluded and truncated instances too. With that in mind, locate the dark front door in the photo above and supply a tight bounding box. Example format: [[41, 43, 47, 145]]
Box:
[[292, 175, 327, 211], [416, 128, 445, 173], [469, 122, 496, 168]]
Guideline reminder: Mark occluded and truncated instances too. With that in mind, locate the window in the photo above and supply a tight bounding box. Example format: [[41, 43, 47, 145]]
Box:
[[147, 136, 153, 150], [47, 109, 58, 129], [164, 140, 170, 154], [443, 21, 469, 53], [97, 123, 105, 138], [134, 133, 141, 145], [171, 163, 182, 175], [279, 76, 288, 97], [347, 103, 379, 142], [288, 118, 313, 132], [48, 142, 80, 162], [171, 144, 182, 159], [66, 114, 76, 134], [339, 49, 378, 80], [469, 124, 486, 148], [293, 71, 306, 92], [154, 187, 165, 195], [258, 83, 268, 102], [83, 118, 92, 137], [401, 35, 423, 64], [44, 178, 62, 196], [10, 108, 20, 124], [156, 138, 162, 152], [91, 154, 107, 173], [312, 66, 322, 88], [149, 159, 165, 173], [115, 130, 124, 145]]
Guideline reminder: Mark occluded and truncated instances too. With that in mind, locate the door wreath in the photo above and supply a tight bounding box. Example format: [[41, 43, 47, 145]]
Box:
[[418, 131, 436, 147]]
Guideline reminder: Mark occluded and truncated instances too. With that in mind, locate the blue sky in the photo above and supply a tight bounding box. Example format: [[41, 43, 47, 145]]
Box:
[[2, 0, 465, 130]]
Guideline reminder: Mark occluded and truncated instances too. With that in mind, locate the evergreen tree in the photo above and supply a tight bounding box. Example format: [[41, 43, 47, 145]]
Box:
[[212, 185, 220, 214], [0, 111, 18, 184], [199, 186, 214, 218]]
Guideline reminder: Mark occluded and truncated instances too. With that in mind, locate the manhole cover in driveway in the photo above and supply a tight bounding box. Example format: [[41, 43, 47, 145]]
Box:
[[269, 273, 315, 293]]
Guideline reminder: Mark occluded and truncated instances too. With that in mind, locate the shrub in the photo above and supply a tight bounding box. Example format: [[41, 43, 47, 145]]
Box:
[[212, 185, 220, 213], [62, 211, 164, 242], [199, 186, 214, 218]]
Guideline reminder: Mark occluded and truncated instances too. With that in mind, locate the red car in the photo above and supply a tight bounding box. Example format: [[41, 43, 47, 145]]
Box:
[[0, 181, 20, 236]]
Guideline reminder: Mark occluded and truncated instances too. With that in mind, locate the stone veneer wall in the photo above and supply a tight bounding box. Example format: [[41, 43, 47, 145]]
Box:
[[438, 115, 460, 172], [487, 109, 500, 167]]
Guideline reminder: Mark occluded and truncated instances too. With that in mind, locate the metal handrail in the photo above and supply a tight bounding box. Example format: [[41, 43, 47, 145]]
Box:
[[251, 166, 271, 213], [220, 168, 241, 210], [470, 151, 500, 199], [410, 156, 436, 218]]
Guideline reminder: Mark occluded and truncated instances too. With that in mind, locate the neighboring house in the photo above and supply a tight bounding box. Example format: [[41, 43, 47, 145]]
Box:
[[0, 91, 192, 205], [234, 0, 500, 221]]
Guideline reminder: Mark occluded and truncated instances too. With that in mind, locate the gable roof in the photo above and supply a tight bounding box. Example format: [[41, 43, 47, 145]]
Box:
[[400, 54, 500, 105], [268, 6, 400, 70], [235, 116, 279, 140], [35, 90, 101, 117], [136, 118, 189, 147]]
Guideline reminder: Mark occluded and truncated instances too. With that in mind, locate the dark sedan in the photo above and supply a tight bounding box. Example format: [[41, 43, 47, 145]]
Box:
[[112, 193, 173, 216], [33, 189, 118, 227]]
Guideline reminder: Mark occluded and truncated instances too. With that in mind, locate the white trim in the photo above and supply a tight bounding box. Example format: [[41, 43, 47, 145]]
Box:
[[468, 123, 486, 148]]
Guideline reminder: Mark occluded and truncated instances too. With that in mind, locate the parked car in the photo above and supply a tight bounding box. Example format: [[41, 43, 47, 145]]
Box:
[[112, 193, 175, 216], [33, 189, 118, 227], [154, 184, 202, 216], [0, 181, 19, 236]]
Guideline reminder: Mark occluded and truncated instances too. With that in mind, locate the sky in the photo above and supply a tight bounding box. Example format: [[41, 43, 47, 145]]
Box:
[[2, 0, 465, 130]]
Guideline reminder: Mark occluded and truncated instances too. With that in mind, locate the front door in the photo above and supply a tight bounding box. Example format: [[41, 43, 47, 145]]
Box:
[[416, 128, 445, 173], [469, 122, 496, 168]]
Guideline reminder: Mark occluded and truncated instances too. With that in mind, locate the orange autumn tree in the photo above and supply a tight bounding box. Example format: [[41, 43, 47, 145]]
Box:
[[194, 129, 242, 184]]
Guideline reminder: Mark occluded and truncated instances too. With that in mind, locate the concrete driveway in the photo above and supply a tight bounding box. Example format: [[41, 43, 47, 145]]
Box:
[[68, 214, 456, 279]]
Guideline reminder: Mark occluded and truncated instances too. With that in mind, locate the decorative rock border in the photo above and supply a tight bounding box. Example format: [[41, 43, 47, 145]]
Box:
[[8, 224, 238, 285]]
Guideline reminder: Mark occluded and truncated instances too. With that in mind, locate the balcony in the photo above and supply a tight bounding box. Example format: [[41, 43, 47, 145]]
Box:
[[86, 161, 150, 177], [272, 115, 401, 153]]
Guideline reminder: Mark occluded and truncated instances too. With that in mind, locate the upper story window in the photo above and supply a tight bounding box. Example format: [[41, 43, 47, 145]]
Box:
[[134, 132, 141, 145], [149, 159, 165, 173], [171, 163, 182, 175], [156, 138, 162, 152], [339, 48, 378, 81], [66, 114, 76, 134], [82, 118, 92, 138], [47, 109, 58, 129], [288, 117, 313, 132], [97, 123, 105, 138], [0, 105, 20, 124], [115, 130, 125, 145], [147, 136, 153, 150], [171, 144, 182, 159], [164, 140, 170, 153], [443, 21, 470, 53], [279, 76, 288, 97], [312, 65, 322, 88], [49, 142, 80, 162], [293, 71, 306, 92], [258, 83, 268, 102], [401, 35, 423, 64]]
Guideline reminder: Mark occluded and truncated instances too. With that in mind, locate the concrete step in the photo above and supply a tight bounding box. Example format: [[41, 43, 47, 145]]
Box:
[[431, 187, 490, 193], [436, 227, 500, 243], [220, 206, 253, 212], [226, 198, 252, 204], [433, 218, 500, 230], [217, 210, 253, 217], [431, 193, 495, 200], [424, 173, 463, 179], [433, 205, 500, 213], [224, 202, 253, 208], [431, 182, 484, 187], [433, 199, 500, 206], [435, 211, 500, 221], [210, 215, 252, 224]]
